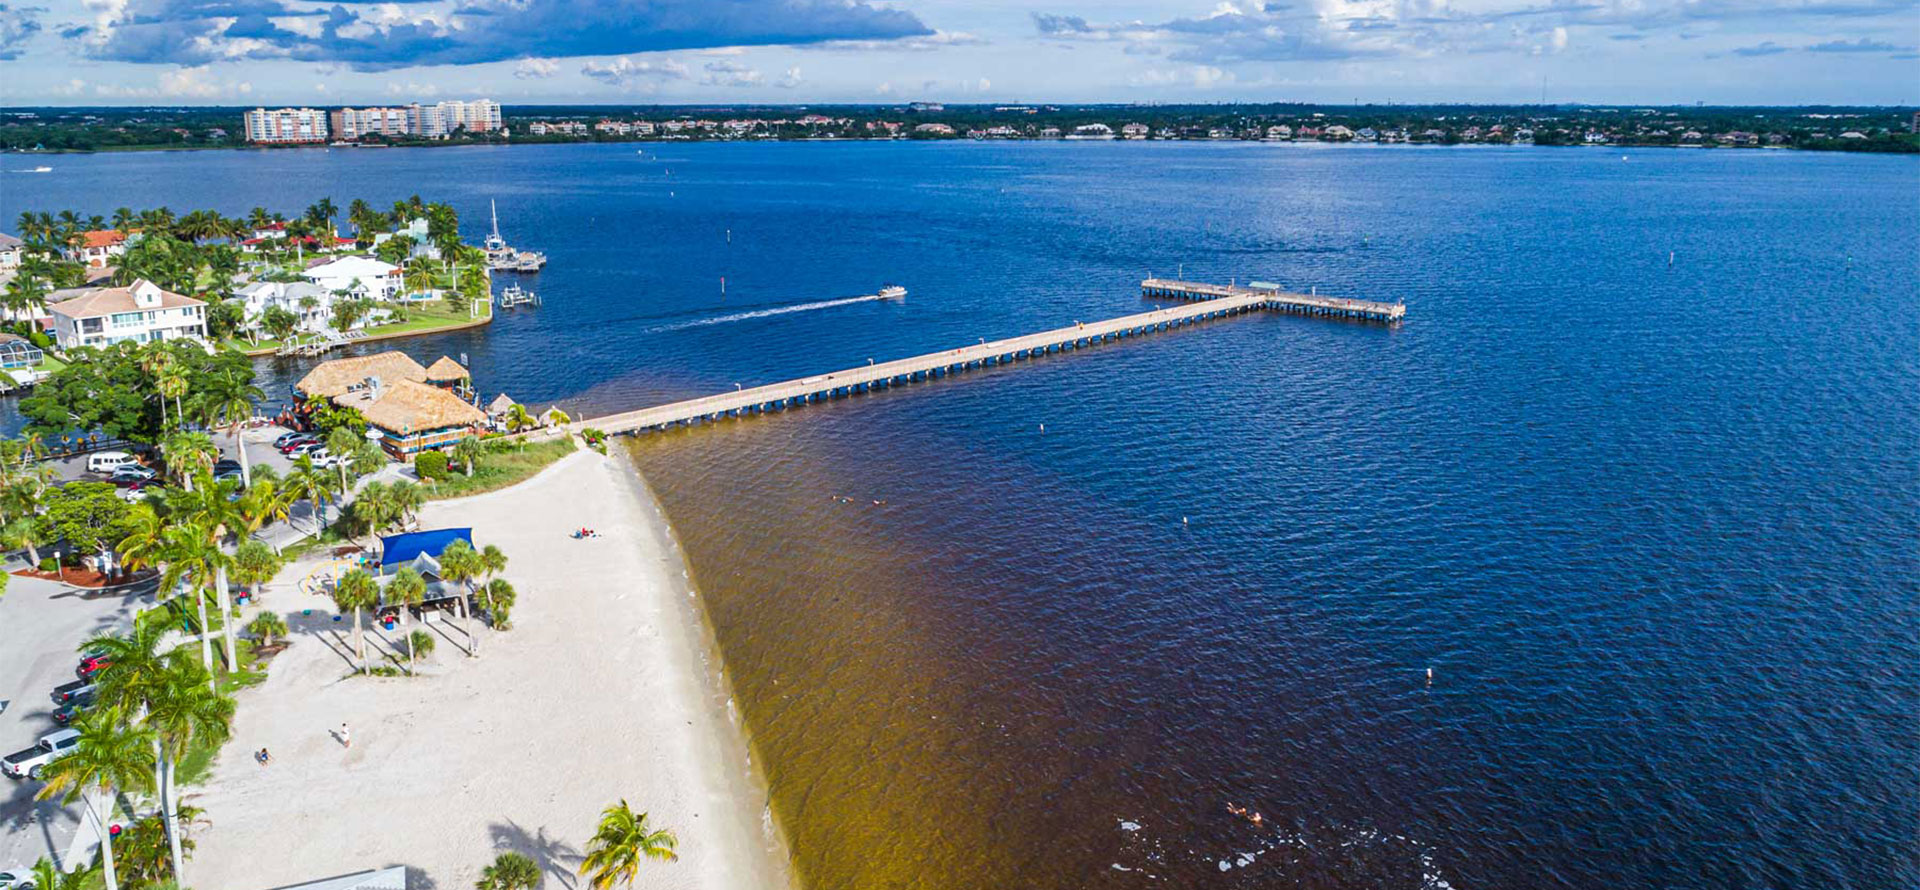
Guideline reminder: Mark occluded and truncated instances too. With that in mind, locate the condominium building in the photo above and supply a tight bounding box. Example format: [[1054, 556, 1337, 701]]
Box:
[[410, 99, 502, 137], [244, 107, 329, 144], [330, 106, 412, 141]]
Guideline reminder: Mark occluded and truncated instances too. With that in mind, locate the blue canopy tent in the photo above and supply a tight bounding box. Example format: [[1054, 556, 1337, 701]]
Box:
[[380, 527, 472, 567]]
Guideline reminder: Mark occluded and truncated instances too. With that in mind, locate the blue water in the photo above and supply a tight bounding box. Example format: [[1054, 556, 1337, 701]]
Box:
[[3, 142, 1916, 888]]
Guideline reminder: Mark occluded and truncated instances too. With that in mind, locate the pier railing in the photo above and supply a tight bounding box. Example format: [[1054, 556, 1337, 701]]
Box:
[[578, 280, 1401, 437]]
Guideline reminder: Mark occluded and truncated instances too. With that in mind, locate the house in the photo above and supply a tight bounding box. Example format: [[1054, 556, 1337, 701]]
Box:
[[47, 279, 207, 349], [912, 123, 956, 135], [295, 351, 432, 401], [65, 230, 131, 268], [336, 378, 487, 458], [1265, 125, 1292, 141], [235, 280, 336, 332], [1066, 123, 1114, 140], [1322, 125, 1355, 140], [303, 256, 403, 302], [1120, 123, 1150, 139], [0, 233, 22, 269]]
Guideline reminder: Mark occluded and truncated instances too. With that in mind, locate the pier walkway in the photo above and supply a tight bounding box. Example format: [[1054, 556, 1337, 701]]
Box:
[[580, 280, 1401, 436]]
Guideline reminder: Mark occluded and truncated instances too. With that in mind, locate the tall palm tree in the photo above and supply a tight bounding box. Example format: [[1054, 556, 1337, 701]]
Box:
[[170, 479, 246, 670], [285, 456, 338, 533], [36, 715, 156, 890], [438, 539, 484, 655], [146, 656, 233, 884], [160, 434, 216, 493], [137, 348, 177, 431], [388, 480, 423, 530], [480, 578, 517, 630], [479, 543, 508, 583], [332, 569, 380, 667], [579, 801, 678, 889], [201, 367, 264, 487], [156, 523, 225, 677], [388, 568, 426, 674]]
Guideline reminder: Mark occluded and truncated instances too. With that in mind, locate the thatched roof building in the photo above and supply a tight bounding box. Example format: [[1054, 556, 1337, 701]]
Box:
[[485, 393, 517, 418], [335, 379, 485, 434], [296, 351, 429, 399], [424, 356, 470, 384]]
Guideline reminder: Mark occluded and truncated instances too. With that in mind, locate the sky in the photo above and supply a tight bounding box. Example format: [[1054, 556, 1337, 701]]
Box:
[[0, 0, 1914, 107]]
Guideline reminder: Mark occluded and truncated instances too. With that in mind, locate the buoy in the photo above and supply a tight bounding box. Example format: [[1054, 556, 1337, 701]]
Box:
[[1426, 667, 1433, 686]]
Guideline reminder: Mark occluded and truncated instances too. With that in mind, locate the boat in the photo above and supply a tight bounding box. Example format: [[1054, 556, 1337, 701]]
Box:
[[877, 285, 907, 300], [497, 283, 540, 308], [513, 251, 547, 272], [484, 199, 510, 256]]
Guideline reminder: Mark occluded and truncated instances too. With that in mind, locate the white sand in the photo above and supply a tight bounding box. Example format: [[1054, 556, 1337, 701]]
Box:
[[190, 448, 791, 890]]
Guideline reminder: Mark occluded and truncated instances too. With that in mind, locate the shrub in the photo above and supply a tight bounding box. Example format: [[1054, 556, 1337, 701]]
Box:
[[415, 450, 449, 481], [408, 629, 436, 658], [38, 556, 56, 572]]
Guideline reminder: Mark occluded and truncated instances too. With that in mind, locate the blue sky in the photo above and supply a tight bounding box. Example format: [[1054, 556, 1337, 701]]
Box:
[[0, 0, 1914, 106]]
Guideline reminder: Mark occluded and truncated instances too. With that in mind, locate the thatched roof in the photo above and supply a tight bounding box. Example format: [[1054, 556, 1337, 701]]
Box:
[[334, 379, 485, 434], [486, 393, 517, 416], [296, 351, 428, 399], [425, 356, 469, 382]]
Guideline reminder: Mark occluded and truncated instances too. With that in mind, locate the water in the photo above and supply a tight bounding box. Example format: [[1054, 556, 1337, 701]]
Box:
[[4, 143, 1917, 888]]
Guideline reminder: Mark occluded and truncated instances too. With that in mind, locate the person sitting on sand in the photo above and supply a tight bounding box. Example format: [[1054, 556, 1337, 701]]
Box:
[[255, 747, 271, 765]]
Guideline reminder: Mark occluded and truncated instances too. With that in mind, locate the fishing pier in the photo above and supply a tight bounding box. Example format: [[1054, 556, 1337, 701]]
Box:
[[578, 280, 1402, 436]]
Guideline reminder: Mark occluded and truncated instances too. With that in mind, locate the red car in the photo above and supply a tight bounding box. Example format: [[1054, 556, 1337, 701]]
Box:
[[77, 654, 112, 680], [282, 439, 322, 456]]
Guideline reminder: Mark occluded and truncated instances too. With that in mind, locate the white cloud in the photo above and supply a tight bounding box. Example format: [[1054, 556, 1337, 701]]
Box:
[[385, 80, 441, 97], [700, 58, 764, 86], [580, 55, 690, 87], [1130, 64, 1233, 88], [94, 64, 252, 99], [514, 58, 559, 79], [776, 66, 803, 88]]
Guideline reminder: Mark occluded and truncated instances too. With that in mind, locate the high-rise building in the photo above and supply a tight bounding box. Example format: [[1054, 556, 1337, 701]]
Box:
[[329, 107, 412, 141], [408, 103, 447, 138], [436, 99, 503, 134], [243, 107, 329, 144]]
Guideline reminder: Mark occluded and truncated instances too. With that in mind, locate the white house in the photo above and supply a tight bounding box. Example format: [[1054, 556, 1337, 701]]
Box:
[[64, 230, 132, 268], [371, 218, 439, 262], [1067, 123, 1115, 140], [1121, 123, 1150, 139], [236, 280, 337, 332], [0, 233, 22, 269], [303, 256, 403, 302], [47, 279, 207, 349]]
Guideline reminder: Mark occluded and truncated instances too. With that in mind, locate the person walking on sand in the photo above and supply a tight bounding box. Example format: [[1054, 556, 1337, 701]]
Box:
[[339, 723, 351, 748]]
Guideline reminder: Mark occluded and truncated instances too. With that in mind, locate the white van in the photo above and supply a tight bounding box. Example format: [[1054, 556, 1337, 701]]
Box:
[[86, 451, 139, 474]]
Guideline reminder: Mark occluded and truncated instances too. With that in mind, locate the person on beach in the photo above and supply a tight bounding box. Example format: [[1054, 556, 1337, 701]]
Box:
[[339, 723, 351, 748], [256, 748, 271, 765]]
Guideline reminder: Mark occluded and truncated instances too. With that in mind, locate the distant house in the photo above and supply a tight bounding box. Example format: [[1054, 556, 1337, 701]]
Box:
[[235, 280, 336, 333], [47, 279, 207, 349], [1838, 131, 1868, 140], [303, 256, 403, 302], [1066, 123, 1115, 140], [1038, 127, 1062, 138], [1322, 125, 1355, 141], [0, 232, 22, 269], [65, 230, 131, 268], [1120, 123, 1150, 139], [1265, 125, 1292, 141], [912, 123, 956, 135]]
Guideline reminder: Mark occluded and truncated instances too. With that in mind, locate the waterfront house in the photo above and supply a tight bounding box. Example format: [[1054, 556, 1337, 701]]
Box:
[[236, 280, 335, 332], [64, 230, 131, 268], [1265, 125, 1293, 141], [0, 233, 22, 269], [303, 256, 403, 302], [1121, 123, 1150, 140], [1067, 123, 1115, 140], [47, 279, 207, 349], [1322, 125, 1355, 141], [912, 123, 956, 136]]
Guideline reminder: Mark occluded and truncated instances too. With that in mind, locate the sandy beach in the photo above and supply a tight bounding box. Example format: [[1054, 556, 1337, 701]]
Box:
[[189, 447, 791, 890]]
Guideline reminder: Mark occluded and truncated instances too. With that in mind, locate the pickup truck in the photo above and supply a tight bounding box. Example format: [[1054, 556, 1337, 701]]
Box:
[[50, 679, 95, 704], [2, 729, 81, 779]]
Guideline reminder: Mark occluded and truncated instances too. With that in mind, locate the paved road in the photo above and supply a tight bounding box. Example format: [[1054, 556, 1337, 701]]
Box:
[[0, 574, 157, 872]]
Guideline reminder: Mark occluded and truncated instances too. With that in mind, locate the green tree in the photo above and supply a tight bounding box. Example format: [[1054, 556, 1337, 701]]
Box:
[[260, 305, 300, 343], [36, 715, 156, 890], [481, 578, 518, 630], [452, 436, 485, 477], [477, 851, 540, 890], [233, 539, 283, 603], [146, 658, 232, 882], [285, 455, 340, 533], [42, 482, 135, 558], [160, 432, 216, 492], [245, 610, 288, 647], [579, 801, 678, 889], [388, 567, 427, 674], [332, 569, 380, 667], [28, 855, 90, 890], [200, 365, 263, 487]]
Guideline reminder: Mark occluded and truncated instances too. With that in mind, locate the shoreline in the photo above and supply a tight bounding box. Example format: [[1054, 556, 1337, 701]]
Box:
[[229, 309, 496, 357], [188, 446, 795, 889]]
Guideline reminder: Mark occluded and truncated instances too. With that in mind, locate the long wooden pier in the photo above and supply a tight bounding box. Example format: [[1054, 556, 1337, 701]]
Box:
[[580, 280, 1401, 436]]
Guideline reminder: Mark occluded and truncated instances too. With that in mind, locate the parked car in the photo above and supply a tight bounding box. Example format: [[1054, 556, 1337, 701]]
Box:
[[50, 679, 95, 704], [213, 467, 245, 486], [77, 653, 111, 679], [87, 451, 140, 474], [310, 449, 354, 470], [109, 466, 158, 485], [1, 729, 81, 779], [213, 458, 242, 473], [0, 869, 34, 889], [51, 693, 94, 725], [118, 479, 158, 501], [283, 439, 322, 456], [274, 431, 310, 449]]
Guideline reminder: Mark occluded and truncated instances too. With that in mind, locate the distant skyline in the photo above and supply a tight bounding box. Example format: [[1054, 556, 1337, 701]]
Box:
[[0, 0, 1914, 107]]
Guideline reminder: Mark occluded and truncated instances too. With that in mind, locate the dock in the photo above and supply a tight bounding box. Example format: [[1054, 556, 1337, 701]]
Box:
[[276, 329, 367, 357], [578, 280, 1402, 436]]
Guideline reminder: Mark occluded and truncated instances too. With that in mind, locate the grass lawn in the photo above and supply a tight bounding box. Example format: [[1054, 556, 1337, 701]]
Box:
[[222, 298, 490, 355], [29, 355, 66, 374], [421, 437, 576, 501]]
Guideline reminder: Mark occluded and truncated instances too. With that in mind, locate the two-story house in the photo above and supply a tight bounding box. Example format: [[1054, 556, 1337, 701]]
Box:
[[47, 279, 207, 349]]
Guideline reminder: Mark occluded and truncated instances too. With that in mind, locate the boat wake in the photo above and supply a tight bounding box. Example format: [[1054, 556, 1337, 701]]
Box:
[[648, 293, 895, 333]]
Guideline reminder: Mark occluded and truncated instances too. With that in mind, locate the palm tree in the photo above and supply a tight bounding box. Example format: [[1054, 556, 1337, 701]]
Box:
[[137, 348, 177, 431], [245, 611, 288, 648], [579, 801, 678, 889], [479, 543, 508, 583], [332, 569, 380, 667], [156, 523, 226, 676], [286, 456, 339, 533], [233, 540, 282, 603], [505, 403, 534, 434], [170, 478, 246, 671], [235, 477, 292, 550], [453, 436, 485, 477], [146, 657, 232, 883], [325, 426, 365, 493], [348, 481, 393, 547], [389, 480, 424, 530], [481, 578, 517, 630], [403, 261, 437, 299], [388, 568, 426, 674], [477, 851, 541, 890], [36, 715, 156, 890], [438, 539, 484, 655], [202, 366, 264, 487]]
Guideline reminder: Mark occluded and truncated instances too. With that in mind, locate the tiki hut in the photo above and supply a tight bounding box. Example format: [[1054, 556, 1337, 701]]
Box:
[[333, 378, 486, 458], [424, 356, 470, 389], [294, 351, 430, 400]]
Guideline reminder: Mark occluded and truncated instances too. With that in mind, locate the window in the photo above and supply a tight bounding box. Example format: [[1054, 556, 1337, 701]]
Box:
[[110, 312, 144, 326]]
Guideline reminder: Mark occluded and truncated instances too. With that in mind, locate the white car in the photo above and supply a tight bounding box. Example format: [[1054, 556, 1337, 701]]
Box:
[[310, 449, 355, 470], [0, 869, 34, 889], [2, 729, 81, 780]]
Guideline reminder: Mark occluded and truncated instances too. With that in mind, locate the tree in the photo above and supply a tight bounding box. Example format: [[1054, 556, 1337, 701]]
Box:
[[452, 436, 485, 477], [481, 578, 518, 630], [145, 657, 232, 883], [160, 432, 216, 492], [245, 610, 288, 647], [330, 296, 371, 332], [205, 299, 246, 342], [332, 569, 380, 667], [389, 567, 426, 674], [477, 851, 540, 890], [505, 403, 534, 433], [439, 539, 485, 655], [326, 426, 365, 493], [285, 456, 340, 533], [233, 540, 282, 602], [36, 715, 156, 890], [168, 477, 246, 671], [29, 855, 90, 890], [579, 801, 678, 890], [201, 365, 263, 487], [260, 305, 300, 342], [42, 482, 136, 558]]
